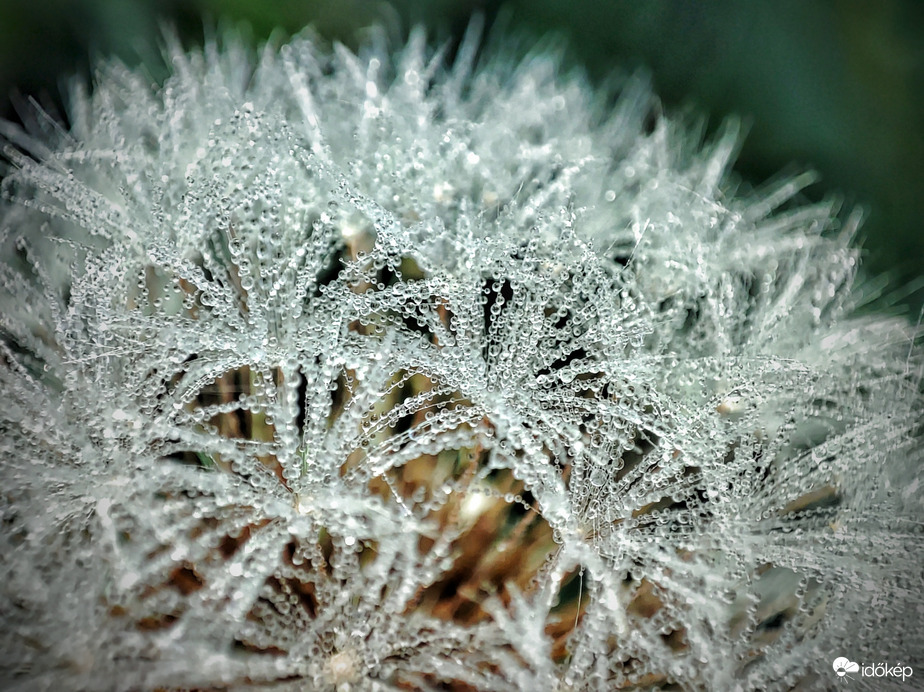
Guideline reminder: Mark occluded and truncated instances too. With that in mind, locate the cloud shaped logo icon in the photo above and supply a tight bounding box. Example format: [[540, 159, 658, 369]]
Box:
[[833, 657, 860, 677]]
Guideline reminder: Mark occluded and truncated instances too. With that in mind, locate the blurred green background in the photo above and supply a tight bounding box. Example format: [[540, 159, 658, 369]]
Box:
[[1, 0, 922, 315]]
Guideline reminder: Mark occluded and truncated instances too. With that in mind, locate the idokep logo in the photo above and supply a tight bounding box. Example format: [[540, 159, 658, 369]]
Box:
[[833, 658, 859, 678], [832, 657, 914, 683]]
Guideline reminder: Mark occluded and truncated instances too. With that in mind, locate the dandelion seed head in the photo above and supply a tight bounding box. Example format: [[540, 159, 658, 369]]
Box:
[[0, 23, 921, 692]]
